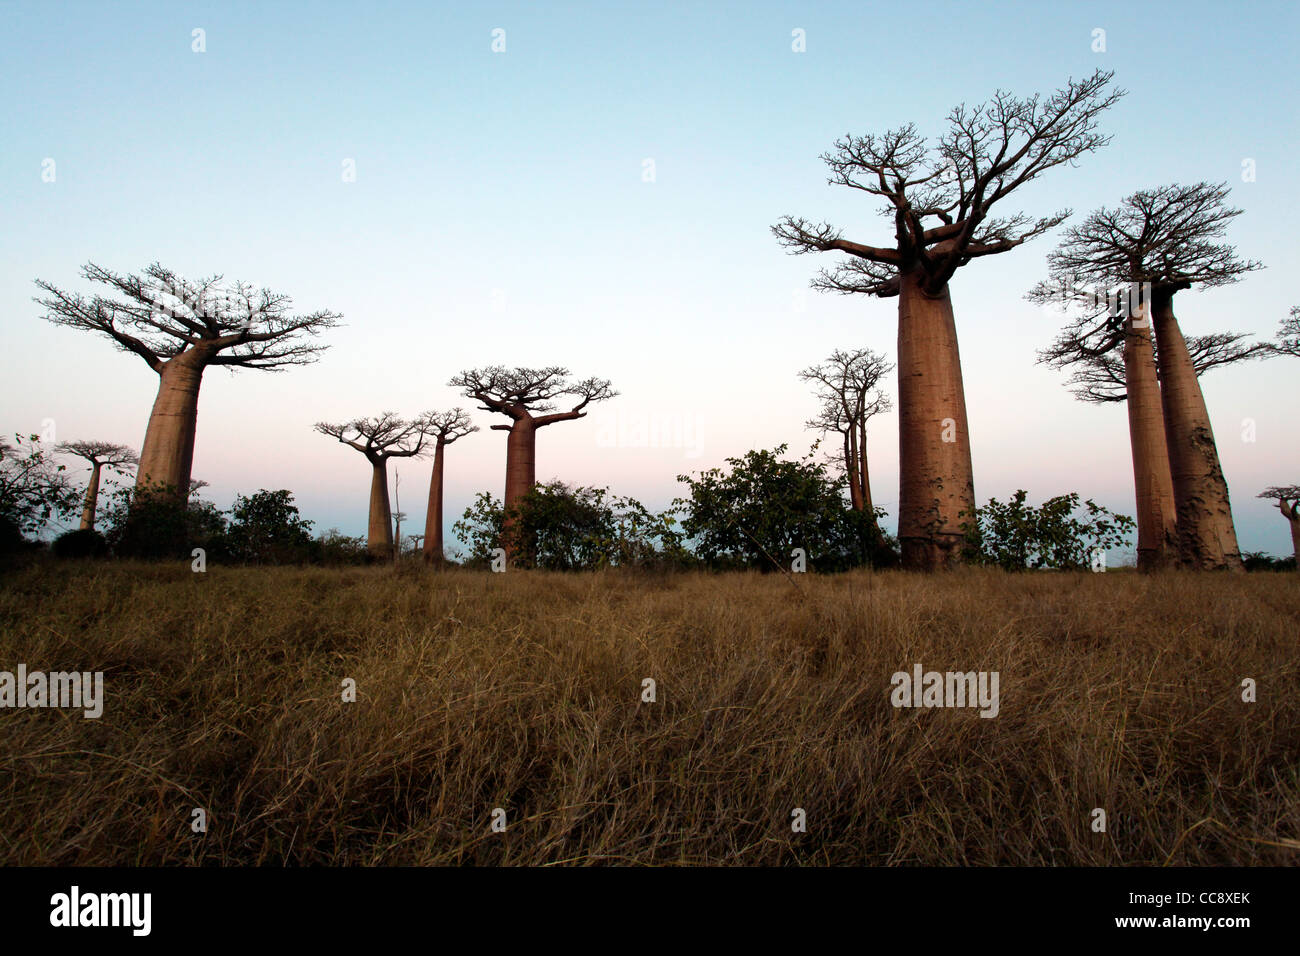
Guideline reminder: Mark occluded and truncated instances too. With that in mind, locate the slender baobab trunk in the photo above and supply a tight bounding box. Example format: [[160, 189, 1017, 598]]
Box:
[[858, 419, 872, 513], [136, 352, 206, 500], [896, 271, 974, 570], [367, 457, 394, 557], [1151, 295, 1243, 570], [845, 431, 863, 511], [502, 419, 537, 563], [1123, 317, 1177, 571], [422, 439, 446, 564], [79, 461, 103, 531]]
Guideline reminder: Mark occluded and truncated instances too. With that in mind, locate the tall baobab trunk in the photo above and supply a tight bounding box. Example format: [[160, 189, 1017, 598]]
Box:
[[422, 440, 447, 564], [1284, 500, 1300, 571], [896, 271, 974, 570], [1151, 295, 1243, 570], [1123, 317, 1178, 570], [79, 461, 103, 531], [367, 458, 394, 557], [503, 420, 537, 562], [137, 352, 206, 499]]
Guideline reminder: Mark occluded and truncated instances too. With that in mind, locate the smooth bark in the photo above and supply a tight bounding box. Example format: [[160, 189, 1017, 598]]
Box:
[[79, 461, 103, 531], [422, 440, 447, 564], [136, 352, 207, 499], [1122, 317, 1178, 570], [367, 458, 393, 557], [1151, 295, 1243, 570], [503, 420, 537, 561], [896, 271, 974, 570]]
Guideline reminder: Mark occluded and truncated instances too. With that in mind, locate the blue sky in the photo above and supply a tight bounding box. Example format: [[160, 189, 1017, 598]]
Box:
[[2, 0, 1297, 560]]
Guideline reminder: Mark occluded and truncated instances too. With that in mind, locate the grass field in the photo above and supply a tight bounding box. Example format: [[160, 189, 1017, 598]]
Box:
[[0, 560, 1296, 865]]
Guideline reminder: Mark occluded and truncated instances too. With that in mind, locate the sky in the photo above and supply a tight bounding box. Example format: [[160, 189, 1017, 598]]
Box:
[[2, 0, 1297, 561]]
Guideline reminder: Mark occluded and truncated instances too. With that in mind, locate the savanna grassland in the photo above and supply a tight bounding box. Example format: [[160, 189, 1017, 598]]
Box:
[[0, 560, 1296, 866]]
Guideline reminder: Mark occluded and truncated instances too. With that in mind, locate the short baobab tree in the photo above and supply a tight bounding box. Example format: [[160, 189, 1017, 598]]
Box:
[[421, 408, 478, 565], [56, 441, 138, 531], [450, 366, 616, 563], [315, 412, 439, 557], [1036, 294, 1269, 570], [36, 262, 341, 502], [773, 71, 1123, 569], [1257, 486, 1300, 570], [1030, 182, 1262, 570], [798, 348, 892, 536]]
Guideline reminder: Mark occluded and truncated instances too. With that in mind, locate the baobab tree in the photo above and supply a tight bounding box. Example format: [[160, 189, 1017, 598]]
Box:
[[1035, 292, 1269, 570], [36, 262, 340, 501], [773, 70, 1124, 569], [450, 366, 616, 563], [421, 408, 478, 564], [1257, 486, 1300, 570], [1030, 182, 1262, 570], [315, 412, 438, 557], [798, 348, 892, 532], [56, 440, 138, 531]]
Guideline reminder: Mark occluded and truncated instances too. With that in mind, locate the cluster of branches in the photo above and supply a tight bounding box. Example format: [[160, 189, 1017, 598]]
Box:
[[773, 70, 1125, 296], [449, 366, 617, 427]]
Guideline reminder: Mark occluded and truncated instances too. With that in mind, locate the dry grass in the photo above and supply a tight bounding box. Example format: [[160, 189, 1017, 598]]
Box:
[[0, 559, 1296, 866]]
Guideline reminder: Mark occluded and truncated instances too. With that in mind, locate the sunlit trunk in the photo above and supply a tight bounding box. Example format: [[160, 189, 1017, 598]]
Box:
[[1151, 294, 1243, 570], [896, 271, 974, 570], [1122, 316, 1177, 570], [422, 440, 446, 564], [503, 419, 537, 564], [79, 461, 103, 531], [136, 353, 206, 500], [367, 458, 393, 557]]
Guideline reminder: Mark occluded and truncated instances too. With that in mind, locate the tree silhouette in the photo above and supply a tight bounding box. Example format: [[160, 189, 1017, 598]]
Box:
[[1272, 307, 1300, 357], [315, 412, 438, 557], [774, 70, 1123, 569], [36, 262, 340, 501], [421, 408, 478, 565], [1030, 182, 1262, 570], [56, 440, 138, 531], [450, 367, 616, 564], [798, 348, 892, 536], [1257, 486, 1300, 570]]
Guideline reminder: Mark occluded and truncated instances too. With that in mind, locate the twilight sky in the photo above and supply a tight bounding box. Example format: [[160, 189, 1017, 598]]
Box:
[[2, 0, 1297, 560]]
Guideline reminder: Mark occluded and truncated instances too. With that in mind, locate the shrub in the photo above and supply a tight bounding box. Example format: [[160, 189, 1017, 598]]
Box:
[[52, 528, 109, 559], [961, 490, 1135, 571], [224, 489, 314, 564], [674, 445, 893, 571]]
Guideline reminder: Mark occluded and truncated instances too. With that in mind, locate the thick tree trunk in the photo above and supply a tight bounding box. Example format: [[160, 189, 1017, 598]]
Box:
[[79, 461, 103, 531], [136, 353, 206, 500], [845, 431, 863, 511], [367, 457, 393, 557], [1284, 501, 1300, 572], [422, 440, 446, 564], [1122, 317, 1177, 571], [896, 271, 974, 570], [1151, 295, 1243, 570], [503, 419, 537, 563]]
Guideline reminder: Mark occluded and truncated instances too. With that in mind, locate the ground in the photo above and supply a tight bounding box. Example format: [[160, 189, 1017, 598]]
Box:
[[0, 560, 1296, 865]]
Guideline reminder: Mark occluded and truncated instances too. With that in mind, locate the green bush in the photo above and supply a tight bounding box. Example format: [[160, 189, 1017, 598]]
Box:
[[961, 490, 1134, 571], [674, 445, 894, 571]]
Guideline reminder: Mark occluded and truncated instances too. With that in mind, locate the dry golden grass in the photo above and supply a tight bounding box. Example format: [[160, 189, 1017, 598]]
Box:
[[0, 559, 1296, 865]]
